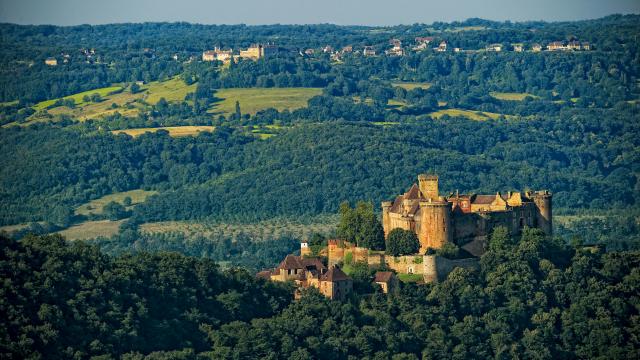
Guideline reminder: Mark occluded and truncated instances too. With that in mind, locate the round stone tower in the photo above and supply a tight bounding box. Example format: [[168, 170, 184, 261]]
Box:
[[533, 190, 553, 235], [418, 197, 452, 252], [381, 201, 392, 237]]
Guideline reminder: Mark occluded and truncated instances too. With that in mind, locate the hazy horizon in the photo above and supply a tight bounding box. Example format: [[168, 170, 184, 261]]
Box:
[[0, 0, 638, 27]]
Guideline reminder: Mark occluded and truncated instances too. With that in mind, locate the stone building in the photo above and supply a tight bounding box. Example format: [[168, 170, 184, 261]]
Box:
[[374, 271, 398, 293], [262, 254, 353, 300], [381, 174, 552, 255], [239, 44, 278, 60]]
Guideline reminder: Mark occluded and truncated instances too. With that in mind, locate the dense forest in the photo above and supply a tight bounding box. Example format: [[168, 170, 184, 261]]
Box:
[[2, 229, 638, 359]]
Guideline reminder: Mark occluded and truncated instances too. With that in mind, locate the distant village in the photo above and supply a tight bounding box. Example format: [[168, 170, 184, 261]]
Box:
[[43, 38, 592, 67]]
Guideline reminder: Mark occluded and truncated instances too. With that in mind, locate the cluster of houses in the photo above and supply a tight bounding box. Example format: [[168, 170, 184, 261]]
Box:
[[202, 43, 279, 63], [257, 242, 400, 300]]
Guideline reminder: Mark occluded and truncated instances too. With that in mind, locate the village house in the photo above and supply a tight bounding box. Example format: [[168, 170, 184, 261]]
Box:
[[202, 47, 233, 63], [547, 41, 566, 51], [414, 36, 434, 50], [363, 46, 376, 56], [374, 271, 398, 293], [260, 254, 353, 300], [486, 43, 503, 52], [532, 43, 543, 52], [386, 39, 404, 56], [45, 57, 58, 66], [512, 43, 524, 52], [436, 41, 447, 52]]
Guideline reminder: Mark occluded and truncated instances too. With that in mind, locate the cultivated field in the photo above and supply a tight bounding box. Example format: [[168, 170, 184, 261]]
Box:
[[489, 92, 540, 101], [111, 126, 215, 138], [208, 87, 322, 116], [57, 219, 124, 240], [391, 82, 432, 90], [75, 189, 157, 216]]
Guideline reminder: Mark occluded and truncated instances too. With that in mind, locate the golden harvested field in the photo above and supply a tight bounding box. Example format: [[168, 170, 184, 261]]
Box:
[[75, 189, 157, 216], [489, 92, 540, 101], [208, 87, 322, 116], [111, 126, 215, 138], [391, 82, 432, 90], [57, 220, 124, 240], [428, 108, 514, 121], [140, 216, 338, 242]]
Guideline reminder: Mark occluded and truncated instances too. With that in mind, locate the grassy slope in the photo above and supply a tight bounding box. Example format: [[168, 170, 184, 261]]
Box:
[[429, 108, 515, 121], [75, 189, 158, 216], [111, 126, 215, 138], [208, 87, 322, 116], [490, 92, 540, 101], [391, 82, 432, 90], [56, 219, 124, 240], [33, 86, 123, 111]]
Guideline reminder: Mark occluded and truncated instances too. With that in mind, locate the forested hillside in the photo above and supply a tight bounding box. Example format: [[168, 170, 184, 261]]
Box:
[[2, 229, 638, 359]]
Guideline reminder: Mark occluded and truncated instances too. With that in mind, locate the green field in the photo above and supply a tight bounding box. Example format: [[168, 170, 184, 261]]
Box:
[[391, 82, 432, 90], [111, 126, 215, 138], [24, 77, 196, 124], [428, 108, 514, 121], [57, 220, 124, 240], [489, 92, 540, 101], [208, 87, 322, 116], [33, 86, 123, 111], [144, 77, 197, 104], [75, 189, 158, 216]]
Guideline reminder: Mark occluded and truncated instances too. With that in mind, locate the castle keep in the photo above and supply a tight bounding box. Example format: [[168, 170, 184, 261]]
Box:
[[382, 174, 552, 255]]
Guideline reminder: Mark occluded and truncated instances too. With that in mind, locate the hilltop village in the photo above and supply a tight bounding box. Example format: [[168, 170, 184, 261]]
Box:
[[42, 36, 593, 67], [197, 38, 591, 64], [259, 173, 552, 300]]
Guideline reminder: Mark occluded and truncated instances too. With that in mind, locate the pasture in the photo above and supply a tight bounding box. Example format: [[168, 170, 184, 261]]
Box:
[[33, 86, 123, 111], [428, 108, 514, 121], [111, 126, 215, 138], [57, 220, 124, 240], [208, 87, 322, 116], [75, 189, 157, 216], [489, 92, 540, 101], [391, 82, 432, 91]]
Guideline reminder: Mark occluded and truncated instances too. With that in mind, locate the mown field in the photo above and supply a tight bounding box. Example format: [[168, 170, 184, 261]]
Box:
[[489, 91, 540, 101], [428, 108, 515, 121], [391, 82, 432, 90], [75, 189, 157, 216], [56, 219, 125, 240], [111, 126, 215, 138], [208, 87, 322, 116]]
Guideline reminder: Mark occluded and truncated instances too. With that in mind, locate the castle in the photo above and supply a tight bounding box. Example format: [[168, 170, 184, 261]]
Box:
[[382, 174, 552, 255]]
